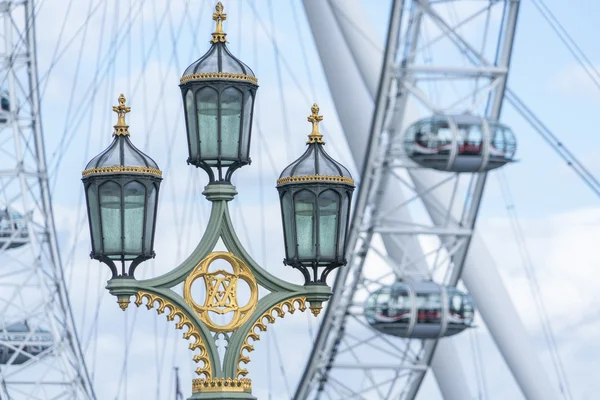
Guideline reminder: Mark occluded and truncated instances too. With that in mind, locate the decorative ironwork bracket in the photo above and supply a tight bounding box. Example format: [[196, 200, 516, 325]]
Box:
[[105, 183, 332, 399]]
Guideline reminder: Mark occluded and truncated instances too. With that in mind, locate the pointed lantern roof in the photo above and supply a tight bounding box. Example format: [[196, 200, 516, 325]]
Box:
[[180, 2, 257, 86], [277, 104, 354, 187], [83, 94, 162, 178]]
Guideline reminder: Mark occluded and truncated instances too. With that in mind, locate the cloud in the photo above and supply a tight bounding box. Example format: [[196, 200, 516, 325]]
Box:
[[470, 207, 600, 399], [552, 63, 600, 99]]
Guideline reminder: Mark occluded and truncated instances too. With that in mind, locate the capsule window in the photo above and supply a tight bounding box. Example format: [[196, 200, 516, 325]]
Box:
[[416, 293, 441, 324], [458, 123, 483, 155]]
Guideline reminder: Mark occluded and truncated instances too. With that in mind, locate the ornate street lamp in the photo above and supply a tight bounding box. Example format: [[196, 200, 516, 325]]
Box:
[[277, 104, 355, 285], [180, 1, 258, 183], [81, 3, 351, 399], [82, 94, 162, 279]]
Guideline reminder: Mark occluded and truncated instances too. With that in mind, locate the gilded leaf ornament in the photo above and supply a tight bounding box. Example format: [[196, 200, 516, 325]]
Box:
[[192, 377, 252, 394], [236, 296, 307, 378], [134, 291, 212, 378]]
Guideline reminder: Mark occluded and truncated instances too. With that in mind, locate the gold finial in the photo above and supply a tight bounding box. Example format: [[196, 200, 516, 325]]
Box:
[[211, 2, 227, 43], [117, 298, 130, 311], [309, 305, 323, 317], [306, 103, 325, 144], [112, 94, 131, 136]]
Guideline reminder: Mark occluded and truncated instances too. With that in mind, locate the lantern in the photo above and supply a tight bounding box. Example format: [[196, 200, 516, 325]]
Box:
[[82, 94, 162, 277], [180, 2, 258, 182], [277, 104, 354, 285]]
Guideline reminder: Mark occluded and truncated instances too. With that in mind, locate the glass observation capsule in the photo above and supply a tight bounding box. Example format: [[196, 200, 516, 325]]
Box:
[[364, 281, 475, 338], [403, 114, 516, 172], [82, 94, 162, 278], [277, 104, 355, 285], [0, 208, 28, 249], [0, 90, 9, 124], [0, 322, 52, 365], [180, 1, 258, 182]]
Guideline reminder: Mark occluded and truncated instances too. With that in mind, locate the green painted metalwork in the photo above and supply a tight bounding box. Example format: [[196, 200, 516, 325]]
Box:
[[105, 183, 332, 399]]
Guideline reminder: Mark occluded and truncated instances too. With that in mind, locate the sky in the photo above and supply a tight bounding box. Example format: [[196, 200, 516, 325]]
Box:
[[15, 0, 600, 399]]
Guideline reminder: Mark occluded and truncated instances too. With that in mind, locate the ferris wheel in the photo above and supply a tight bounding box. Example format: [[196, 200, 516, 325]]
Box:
[[0, 0, 597, 399]]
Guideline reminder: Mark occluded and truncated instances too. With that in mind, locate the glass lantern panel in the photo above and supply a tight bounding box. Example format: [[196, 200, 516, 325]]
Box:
[[198, 47, 219, 73], [240, 91, 253, 159], [221, 51, 245, 74], [185, 90, 198, 158], [86, 185, 102, 252], [220, 87, 243, 159], [123, 181, 145, 254], [338, 192, 350, 258], [294, 190, 316, 259], [97, 140, 121, 167], [122, 138, 147, 166], [196, 87, 219, 159], [144, 183, 158, 253], [282, 191, 295, 259], [318, 190, 339, 259], [318, 154, 342, 176], [99, 181, 122, 256], [291, 147, 316, 176]]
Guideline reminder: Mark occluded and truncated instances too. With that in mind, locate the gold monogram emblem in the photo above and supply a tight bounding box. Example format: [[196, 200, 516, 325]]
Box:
[[184, 252, 258, 332]]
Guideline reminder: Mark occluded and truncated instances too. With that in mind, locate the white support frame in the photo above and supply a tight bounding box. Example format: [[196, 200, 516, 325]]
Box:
[[296, 0, 562, 399], [0, 1, 95, 398]]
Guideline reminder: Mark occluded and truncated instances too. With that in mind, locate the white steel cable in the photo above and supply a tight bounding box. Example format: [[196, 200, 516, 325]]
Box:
[[530, 0, 600, 91], [496, 170, 573, 400]]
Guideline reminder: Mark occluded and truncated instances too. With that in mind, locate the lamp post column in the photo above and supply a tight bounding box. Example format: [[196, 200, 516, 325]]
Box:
[[81, 4, 353, 399]]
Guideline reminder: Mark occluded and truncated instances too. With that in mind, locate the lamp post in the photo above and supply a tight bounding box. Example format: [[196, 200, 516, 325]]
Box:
[[81, 3, 354, 399]]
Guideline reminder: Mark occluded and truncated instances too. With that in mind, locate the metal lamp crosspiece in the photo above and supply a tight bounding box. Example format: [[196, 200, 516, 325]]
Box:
[[83, 3, 353, 399]]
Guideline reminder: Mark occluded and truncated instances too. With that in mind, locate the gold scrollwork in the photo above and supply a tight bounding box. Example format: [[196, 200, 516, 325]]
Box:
[[82, 165, 163, 177], [276, 174, 355, 186], [192, 377, 252, 394], [183, 252, 258, 333], [134, 291, 212, 378], [236, 297, 307, 378], [180, 72, 258, 85]]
